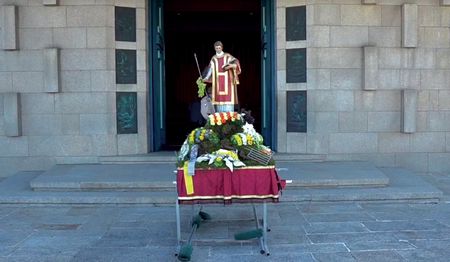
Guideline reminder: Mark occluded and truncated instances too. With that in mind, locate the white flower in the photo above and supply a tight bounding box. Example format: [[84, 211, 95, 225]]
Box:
[[195, 150, 246, 172], [178, 140, 189, 161], [242, 123, 256, 135]]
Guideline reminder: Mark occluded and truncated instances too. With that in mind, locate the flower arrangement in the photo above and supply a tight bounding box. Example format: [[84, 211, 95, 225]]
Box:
[[187, 128, 219, 145], [207, 112, 241, 126], [231, 123, 264, 147], [196, 149, 246, 171], [231, 133, 255, 146], [205, 112, 244, 140], [177, 110, 274, 169]]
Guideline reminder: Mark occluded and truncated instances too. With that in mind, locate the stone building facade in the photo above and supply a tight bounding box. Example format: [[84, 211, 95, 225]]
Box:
[[0, 0, 449, 177]]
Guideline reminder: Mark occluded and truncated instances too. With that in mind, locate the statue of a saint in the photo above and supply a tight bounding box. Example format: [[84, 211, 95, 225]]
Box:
[[203, 41, 241, 112]]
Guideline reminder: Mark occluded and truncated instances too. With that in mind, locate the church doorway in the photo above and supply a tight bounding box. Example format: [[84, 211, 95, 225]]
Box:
[[149, 0, 275, 151]]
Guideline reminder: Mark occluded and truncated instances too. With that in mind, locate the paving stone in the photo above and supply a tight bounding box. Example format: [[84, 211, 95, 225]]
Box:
[[304, 222, 369, 234], [272, 243, 349, 254], [93, 228, 151, 248], [71, 247, 116, 262], [408, 239, 450, 250], [397, 248, 450, 262], [351, 250, 404, 261], [346, 240, 415, 251], [7, 246, 78, 260], [303, 212, 374, 223], [308, 232, 398, 244], [0, 246, 15, 257], [2, 254, 74, 262], [18, 232, 99, 251], [0, 207, 17, 219], [264, 225, 310, 245], [360, 203, 419, 212], [0, 229, 34, 248], [104, 247, 177, 262], [368, 204, 450, 221], [363, 220, 448, 232], [199, 252, 316, 262], [312, 252, 356, 262], [298, 203, 363, 213], [395, 229, 450, 241]]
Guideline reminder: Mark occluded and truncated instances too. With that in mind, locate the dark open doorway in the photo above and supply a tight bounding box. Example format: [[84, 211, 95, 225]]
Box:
[[163, 0, 261, 149]]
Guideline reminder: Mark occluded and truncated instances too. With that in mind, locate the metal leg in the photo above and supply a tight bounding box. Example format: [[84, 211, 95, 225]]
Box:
[[252, 204, 266, 255], [175, 199, 181, 256], [262, 201, 270, 255], [177, 202, 271, 258]]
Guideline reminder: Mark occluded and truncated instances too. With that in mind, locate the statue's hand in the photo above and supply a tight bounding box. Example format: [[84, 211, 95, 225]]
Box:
[[224, 64, 236, 70]]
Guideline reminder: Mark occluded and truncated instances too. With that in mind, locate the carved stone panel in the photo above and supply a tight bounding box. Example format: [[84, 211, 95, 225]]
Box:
[[286, 48, 307, 83], [115, 6, 136, 42], [286, 6, 306, 41], [115, 49, 137, 84], [287, 91, 307, 133], [116, 92, 138, 134]]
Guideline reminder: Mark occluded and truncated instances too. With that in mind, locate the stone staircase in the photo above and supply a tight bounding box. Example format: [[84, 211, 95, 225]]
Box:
[[97, 152, 327, 164], [0, 153, 443, 204]]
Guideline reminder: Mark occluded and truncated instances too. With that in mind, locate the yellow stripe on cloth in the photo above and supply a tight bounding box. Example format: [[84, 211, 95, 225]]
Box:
[[183, 162, 194, 195]]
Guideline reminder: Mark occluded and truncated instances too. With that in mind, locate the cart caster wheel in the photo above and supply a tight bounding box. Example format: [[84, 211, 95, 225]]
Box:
[[266, 253, 270, 256], [267, 228, 271, 232], [260, 250, 265, 255], [175, 253, 178, 257]]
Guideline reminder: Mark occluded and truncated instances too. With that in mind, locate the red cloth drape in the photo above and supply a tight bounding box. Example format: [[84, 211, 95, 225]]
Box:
[[177, 166, 283, 204]]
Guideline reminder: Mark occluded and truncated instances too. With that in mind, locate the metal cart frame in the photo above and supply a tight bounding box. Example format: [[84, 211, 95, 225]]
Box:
[[175, 199, 271, 257]]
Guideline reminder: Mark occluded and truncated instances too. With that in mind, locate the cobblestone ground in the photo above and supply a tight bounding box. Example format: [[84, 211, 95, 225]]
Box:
[[0, 173, 449, 262]]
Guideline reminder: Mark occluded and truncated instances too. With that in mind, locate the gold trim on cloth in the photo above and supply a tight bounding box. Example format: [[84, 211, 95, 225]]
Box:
[[178, 194, 280, 201], [217, 72, 228, 95], [177, 166, 276, 171]]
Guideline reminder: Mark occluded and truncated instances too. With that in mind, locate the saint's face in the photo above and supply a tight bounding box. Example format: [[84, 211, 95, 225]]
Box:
[[214, 45, 223, 54]]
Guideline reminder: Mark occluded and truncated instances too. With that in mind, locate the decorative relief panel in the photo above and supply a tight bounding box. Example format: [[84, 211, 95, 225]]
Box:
[[286, 6, 306, 41], [115, 7, 136, 42], [287, 91, 307, 133], [286, 48, 307, 83], [116, 92, 138, 134], [115, 49, 137, 84]]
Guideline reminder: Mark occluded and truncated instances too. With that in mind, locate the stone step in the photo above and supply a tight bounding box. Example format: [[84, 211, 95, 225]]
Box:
[[0, 169, 442, 204], [98, 152, 326, 164], [29, 161, 388, 192]]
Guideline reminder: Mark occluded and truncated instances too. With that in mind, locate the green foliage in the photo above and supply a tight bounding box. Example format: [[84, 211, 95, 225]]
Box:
[[196, 77, 206, 98]]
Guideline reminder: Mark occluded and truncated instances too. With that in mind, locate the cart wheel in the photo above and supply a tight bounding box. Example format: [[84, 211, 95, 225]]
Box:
[[266, 252, 270, 256], [267, 228, 271, 232], [260, 250, 265, 255]]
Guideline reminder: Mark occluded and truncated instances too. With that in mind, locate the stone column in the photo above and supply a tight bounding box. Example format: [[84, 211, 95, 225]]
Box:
[[44, 48, 60, 93], [4, 93, 22, 137], [402, 4, 418, 48], [363, 46, 378, 91], [401, 89, 417, 134], [1, 6, 18, 50]]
